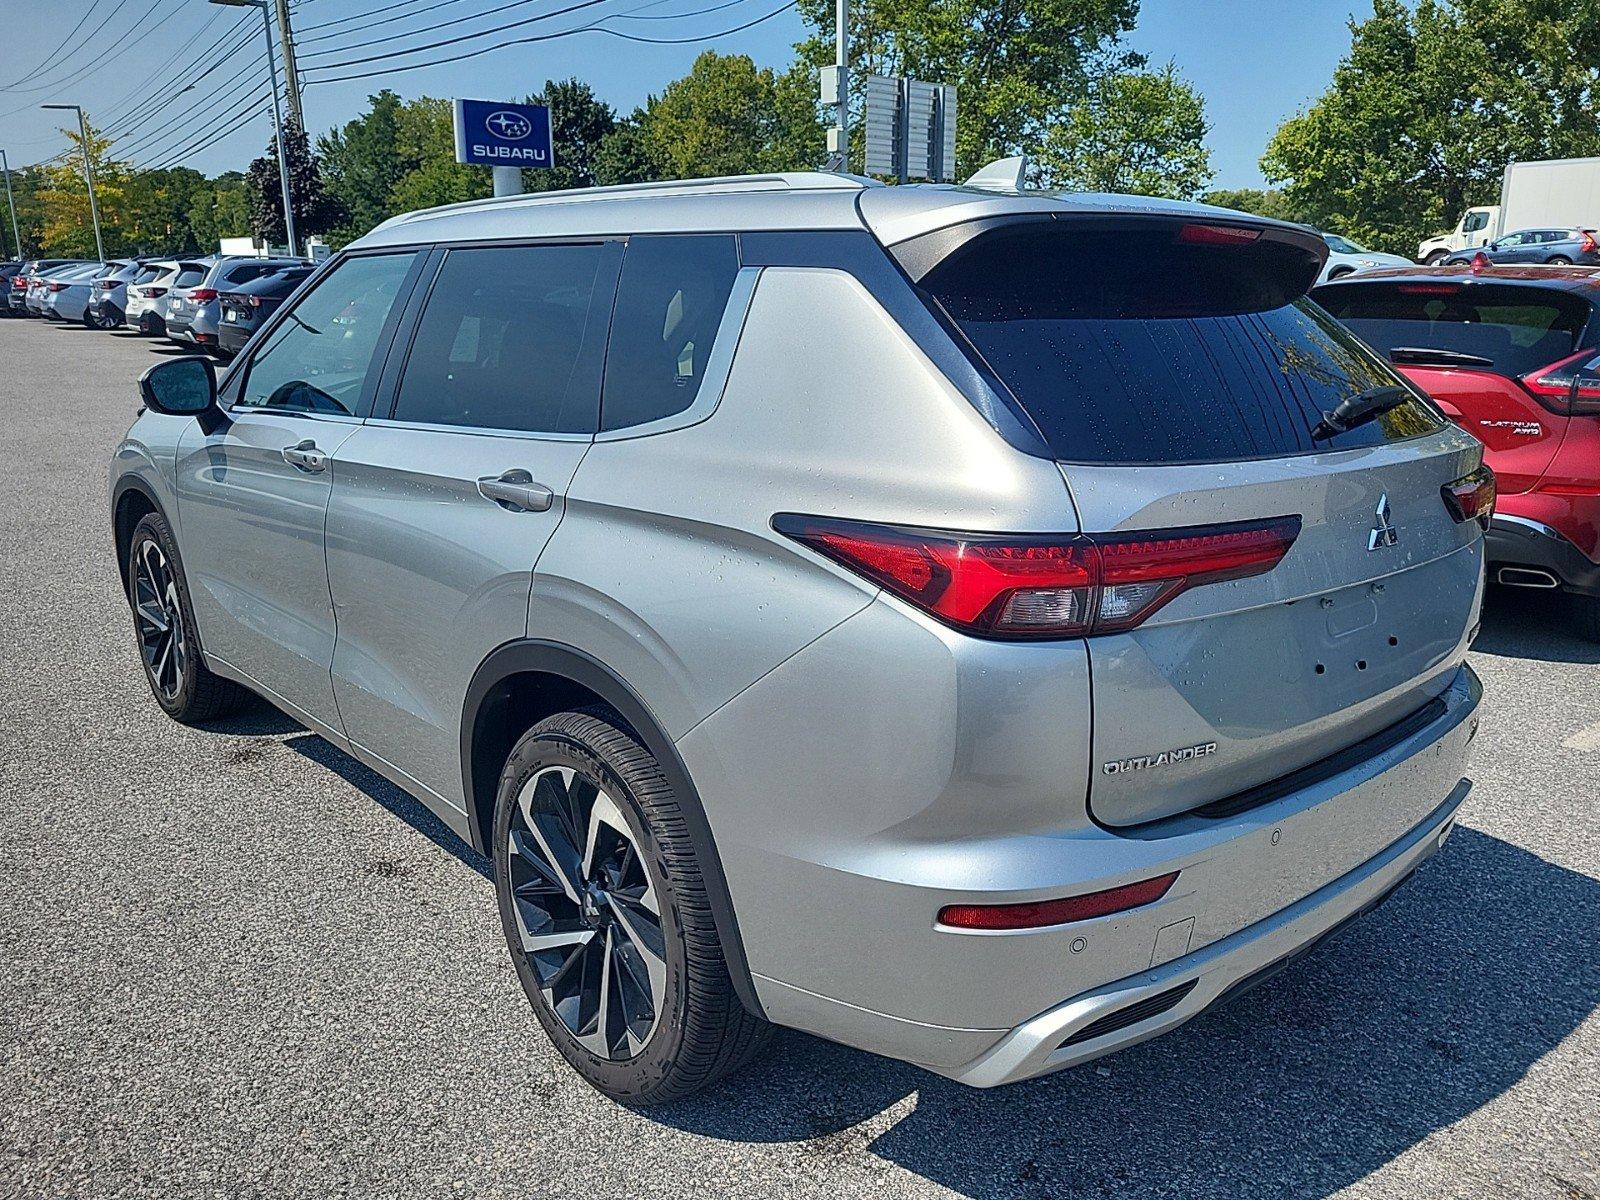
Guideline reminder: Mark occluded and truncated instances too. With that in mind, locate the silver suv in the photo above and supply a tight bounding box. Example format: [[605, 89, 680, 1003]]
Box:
[[111, 172, 1489, 1104]]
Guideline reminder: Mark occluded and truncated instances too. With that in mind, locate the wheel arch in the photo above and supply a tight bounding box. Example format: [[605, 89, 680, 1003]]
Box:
[[111, 475, 167, 595], [461, 639, 764, 1018]]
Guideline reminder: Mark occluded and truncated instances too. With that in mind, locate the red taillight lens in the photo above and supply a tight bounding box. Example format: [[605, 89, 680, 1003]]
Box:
[[1177, 222, 1262, 247], [47, 281, 68, 292], [1442, 466, 1496, 527], [1581, 231, 1597, 254], [774, 515, 1300, 639], [1397, 282, 1463, 295], [189, 287, 218, 302], [1520, 347, 1600, 415], [146, 287, 167, 298], [248, 295, 261, 307], [1470, 252, 1490, 273], [10, 277, 24, 290], [938, 872, 1180, 931]]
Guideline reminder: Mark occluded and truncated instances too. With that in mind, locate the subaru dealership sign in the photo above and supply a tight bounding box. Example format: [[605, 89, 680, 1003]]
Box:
[[453, 99, 554, 168]]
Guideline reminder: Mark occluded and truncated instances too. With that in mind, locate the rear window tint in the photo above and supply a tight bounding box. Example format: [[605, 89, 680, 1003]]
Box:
[[1311, 281, 1591, 377], [920, 223, 1444, 464], [174, 265, 206, 287]]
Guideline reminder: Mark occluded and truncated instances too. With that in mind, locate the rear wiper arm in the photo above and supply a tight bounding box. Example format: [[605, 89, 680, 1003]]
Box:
[[1313, 385, 1410, 442], [1387, 346, 1495, 369]]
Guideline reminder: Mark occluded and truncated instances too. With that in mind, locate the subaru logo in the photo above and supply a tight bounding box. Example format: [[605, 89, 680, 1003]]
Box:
[[485, 110, 533, 141], [1368, 494, 1399, 551]]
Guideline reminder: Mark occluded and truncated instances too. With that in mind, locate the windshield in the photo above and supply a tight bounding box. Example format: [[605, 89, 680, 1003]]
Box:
[[1322, 233, 1368, 254]]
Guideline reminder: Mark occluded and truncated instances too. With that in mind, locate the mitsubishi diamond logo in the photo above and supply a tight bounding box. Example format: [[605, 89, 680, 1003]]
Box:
[[486, 110, 533, 140], [1368, 494, 1399, 551]]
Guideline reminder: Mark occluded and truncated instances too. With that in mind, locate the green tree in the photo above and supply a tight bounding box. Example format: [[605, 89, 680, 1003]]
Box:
[[1201, 187, 1305, 224], [1037, 62, 1211, 197], [246, 117, 341, 251], [386, 96, 490, 218], [188, 172, 252, 251], [594, 111, 667, 186], [1262, 0, 1600, 256], [319, 90, 412, 245], [525, 78, 616, 192], [34, 114, 127, 256], [794, 0, 1141, 179]]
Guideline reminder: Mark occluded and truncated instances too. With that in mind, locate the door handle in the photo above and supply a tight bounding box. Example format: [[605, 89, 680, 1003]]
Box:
[[282, 439, 327, 473], [477, 469, 555, 513]]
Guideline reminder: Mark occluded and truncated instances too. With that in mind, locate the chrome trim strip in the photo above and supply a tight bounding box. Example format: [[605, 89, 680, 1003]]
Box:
[[1492, 513, 1565, 541]]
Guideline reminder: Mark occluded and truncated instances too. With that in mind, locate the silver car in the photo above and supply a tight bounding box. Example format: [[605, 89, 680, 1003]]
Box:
[[111, 171, 1488, 1104]]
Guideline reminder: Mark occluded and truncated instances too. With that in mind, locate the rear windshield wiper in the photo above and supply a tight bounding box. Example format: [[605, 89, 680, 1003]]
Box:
[[1313, 385, 1411, 442], [1387, 346, 1495, 369]]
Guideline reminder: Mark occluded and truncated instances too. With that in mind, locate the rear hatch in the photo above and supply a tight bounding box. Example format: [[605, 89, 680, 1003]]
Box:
[[1313, 277, 1590, 494], [905, 213, 1486, 826]]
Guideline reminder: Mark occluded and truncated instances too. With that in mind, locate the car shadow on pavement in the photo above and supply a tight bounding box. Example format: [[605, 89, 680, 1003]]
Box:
[[1474, 588, 1600, 664], [651, 828, 1598, 1200]]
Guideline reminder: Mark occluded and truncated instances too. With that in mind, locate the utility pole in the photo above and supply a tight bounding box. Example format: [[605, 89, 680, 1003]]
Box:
[[818, 0, 849, 169], [210, 0, 297, 256], [40, 105, 104, 262], [272, 0, 304, 131], [0, 150, 21, 261]]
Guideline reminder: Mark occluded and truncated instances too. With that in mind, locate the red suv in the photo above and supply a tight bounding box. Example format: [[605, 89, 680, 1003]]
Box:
[[1315, 265, 1600, 641]]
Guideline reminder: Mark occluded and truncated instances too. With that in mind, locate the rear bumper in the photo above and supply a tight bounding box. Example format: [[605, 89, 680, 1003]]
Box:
[[945, 778, 1467, 1086], [1487, 514, 1600, 597], [218, 321, 254, 354]]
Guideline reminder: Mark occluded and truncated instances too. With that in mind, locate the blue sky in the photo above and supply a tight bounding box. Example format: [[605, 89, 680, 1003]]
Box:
[[0, 0, 1373, 188]]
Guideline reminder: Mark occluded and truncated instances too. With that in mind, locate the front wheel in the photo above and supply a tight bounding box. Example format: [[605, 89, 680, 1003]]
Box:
[[493, 710, 770, 1104], [126, 513, 248, 723]]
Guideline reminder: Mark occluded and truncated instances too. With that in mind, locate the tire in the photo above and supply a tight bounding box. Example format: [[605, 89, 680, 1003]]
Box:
[[1424, 250, 1450, 265], [1327, 266, 1354, 280], [126, 512, 249, 723], [493, 709, 770, 1105], [1573, 595, 1600, 643], [1547, 255, 1571, 266]]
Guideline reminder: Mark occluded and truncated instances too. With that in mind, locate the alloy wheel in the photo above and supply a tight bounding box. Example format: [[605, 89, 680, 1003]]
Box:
[[133, 539, 187, 700], [506, 765, 667, 1060]]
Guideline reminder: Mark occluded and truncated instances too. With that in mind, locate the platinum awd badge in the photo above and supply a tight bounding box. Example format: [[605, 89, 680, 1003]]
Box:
[[1103, 742, 1218, 775]]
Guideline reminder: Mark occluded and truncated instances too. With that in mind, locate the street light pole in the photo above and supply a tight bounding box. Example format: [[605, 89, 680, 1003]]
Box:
[[0, 150, 21, 262], [40, 105, 104, 262], [210, 0, 297, 257]]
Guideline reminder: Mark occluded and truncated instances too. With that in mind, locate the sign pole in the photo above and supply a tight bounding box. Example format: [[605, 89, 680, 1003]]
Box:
[[492, 166, 524, 197]]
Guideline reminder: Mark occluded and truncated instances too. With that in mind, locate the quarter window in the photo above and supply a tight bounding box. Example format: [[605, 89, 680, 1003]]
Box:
[[391, 243, 616, 435], [237, 251, 418, 416], [601, 234, 741, 431]]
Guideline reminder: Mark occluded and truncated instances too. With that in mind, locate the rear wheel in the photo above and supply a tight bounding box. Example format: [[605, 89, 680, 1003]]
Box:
[[1547, 255, 1572, 266], [126, 513, 249, 723], [1424, 250, 1450, 265], [493, 710, 770, 1104], [1573, 595, 1600, 643]]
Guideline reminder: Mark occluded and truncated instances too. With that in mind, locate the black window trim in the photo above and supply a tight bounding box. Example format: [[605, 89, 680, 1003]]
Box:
[[220, 245, 432, 424], [369, 236, 625, 442]]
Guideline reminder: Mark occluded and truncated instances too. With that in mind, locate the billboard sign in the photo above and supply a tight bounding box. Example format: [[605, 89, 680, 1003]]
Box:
[[452, 99, 554, 169]]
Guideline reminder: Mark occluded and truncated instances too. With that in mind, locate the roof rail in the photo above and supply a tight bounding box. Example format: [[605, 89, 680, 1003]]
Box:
[[382, 171, 879, 228]]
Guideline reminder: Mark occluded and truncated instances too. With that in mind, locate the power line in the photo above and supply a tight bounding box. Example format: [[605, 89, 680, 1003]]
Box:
[[301, 0, 615, 66], [100, 13, 253, 136], [299, 0, 471, 40], [303, 0, 796, 84], [107, 25, 264, 148], [0, 0, 144, 94], [149, 98, 272, 171], [3, 0, 108, 89], [120, 65, 272, 166]]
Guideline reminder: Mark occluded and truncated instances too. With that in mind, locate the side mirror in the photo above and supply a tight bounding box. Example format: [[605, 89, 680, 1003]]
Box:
[[138, 356, 225, 431]]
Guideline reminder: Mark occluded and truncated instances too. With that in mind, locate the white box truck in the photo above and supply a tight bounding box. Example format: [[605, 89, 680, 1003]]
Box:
[[1417, 156, 1600, 262]]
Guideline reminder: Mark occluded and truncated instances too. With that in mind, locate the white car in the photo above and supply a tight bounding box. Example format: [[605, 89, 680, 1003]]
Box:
[[127, 260, 180, 335], [1317, 233, 1412, 283]]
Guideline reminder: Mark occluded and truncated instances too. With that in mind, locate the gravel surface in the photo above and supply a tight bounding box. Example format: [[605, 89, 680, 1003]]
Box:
[[1, 317, 1596, 1200]]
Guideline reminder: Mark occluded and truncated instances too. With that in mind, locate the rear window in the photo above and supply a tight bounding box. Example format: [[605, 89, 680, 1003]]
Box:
[[919, 222, 1444, 465], [174, 264, 206, 287], [1312, 281, 1591, 378]]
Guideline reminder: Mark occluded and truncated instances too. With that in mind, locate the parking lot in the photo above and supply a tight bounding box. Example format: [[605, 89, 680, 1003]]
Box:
[[1, 316, 1596, 1200]]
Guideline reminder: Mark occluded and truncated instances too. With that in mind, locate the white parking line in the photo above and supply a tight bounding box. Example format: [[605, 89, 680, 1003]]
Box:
[[1562, 719, 1600, 752]]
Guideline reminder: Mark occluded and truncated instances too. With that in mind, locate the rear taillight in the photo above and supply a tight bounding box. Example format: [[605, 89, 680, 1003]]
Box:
[[773, 514, 1301, 639], [1442, 466, 1496, 527], [9, 277, 24, 290], [1581, 231, 1598, 255], [938, 872, 1180, 931], [1471, 252, 1490, 273], [248, 295, 261, 307], [146, 287, 167, 298], [189, 287, 218, 302], [1397, 282, 1462, 295], [1520, 347, 1600, 415], [47, 281, 68, 292]]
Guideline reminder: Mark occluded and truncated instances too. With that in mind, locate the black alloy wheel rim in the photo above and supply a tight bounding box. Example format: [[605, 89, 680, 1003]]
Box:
[[506, 765, 668, 1060], [132, 539, 187, 700]]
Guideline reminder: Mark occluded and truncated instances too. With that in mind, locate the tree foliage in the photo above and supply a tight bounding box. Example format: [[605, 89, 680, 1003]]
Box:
[[1200, 187, 1306, 224], [246, 117, 341, 251], [1262, 0, 1600, 254], [527, 78, 617, 192], [1037, 62, 1211, 196]]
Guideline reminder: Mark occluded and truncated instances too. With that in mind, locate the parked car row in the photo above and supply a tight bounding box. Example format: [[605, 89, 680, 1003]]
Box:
[[2, 252, 310, 359]]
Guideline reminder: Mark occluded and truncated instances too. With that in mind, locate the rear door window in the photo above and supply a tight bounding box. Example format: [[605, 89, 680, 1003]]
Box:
[[1313, 282, 1591, 377], [600, 234, 741, 431], [918, 221, 1445, 465], [391, 242, 617, 435]]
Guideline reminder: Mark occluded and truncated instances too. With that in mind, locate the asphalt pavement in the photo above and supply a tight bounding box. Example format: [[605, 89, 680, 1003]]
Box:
[[1, 316, 1596, 1200]]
